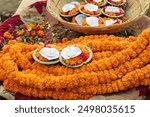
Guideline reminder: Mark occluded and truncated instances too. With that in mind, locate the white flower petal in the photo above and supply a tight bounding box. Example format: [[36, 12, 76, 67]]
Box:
[[40, 47, 59, 60], [75, 14, 87, 25], [61, 46, 82, 59], [62, 4, 75, 12], [105, 6, 120, 13], [93, 0, 102, 2], [111, 0, 121, 2], [70, 1, 80, 6], [84, 3, 98, 12], [86, 17, 99, 26], [105, 19, 117, 26]]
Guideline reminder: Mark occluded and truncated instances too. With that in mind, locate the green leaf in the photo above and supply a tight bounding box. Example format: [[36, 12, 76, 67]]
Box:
[[21, 36, 25, 39], [15, 26, 20, 32], [35, 35, 39, 39], [15, 29, 19, 32], [28, 36, 33, 40]]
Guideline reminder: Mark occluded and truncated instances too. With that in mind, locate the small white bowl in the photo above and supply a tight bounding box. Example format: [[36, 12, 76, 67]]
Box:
[[79, 5, 102, 16], [102, 6, 125, 18], [107, 0, 126, 7], [84, 0, 107, 7], [59, 44, 93, 68]]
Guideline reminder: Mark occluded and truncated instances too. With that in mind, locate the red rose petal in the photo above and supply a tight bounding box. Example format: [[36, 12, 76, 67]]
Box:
[[114, 21, 119, 24], [80, 53, 89, 61], [30, 1, 47, 14], [82, 6, 85, 10]]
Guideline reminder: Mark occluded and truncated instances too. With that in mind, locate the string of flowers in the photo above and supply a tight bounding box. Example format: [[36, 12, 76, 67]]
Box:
[[70, 64, 150, 95], [1, 34, 147, 79], [2, 44, 149, 89], [0, 37, 133, 75], [10, 46, 150, 90], [4, 79, 93, 100], [3, 64, 150, 99], [0, 31, 149, 85], [1, 27, 150, 99]]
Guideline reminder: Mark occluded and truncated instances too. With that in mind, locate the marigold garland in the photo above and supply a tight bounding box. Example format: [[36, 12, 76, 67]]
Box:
[[3, 64, 150, 99], [4, 79, 92, 100], [1, 27, 150, 99], [10, 45, 150, 89]]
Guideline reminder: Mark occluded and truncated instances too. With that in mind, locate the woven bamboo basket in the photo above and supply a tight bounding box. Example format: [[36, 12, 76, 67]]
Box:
[[46, 0, 150, 34]]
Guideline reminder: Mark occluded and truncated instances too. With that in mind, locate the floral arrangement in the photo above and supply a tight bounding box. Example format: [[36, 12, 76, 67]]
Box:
[[60, 1, 86, 16], [35, 45, 60, 62], [0, 27, 150, 99], [80, 4, 101, 16], [108, 0, 126, 6], [85, 0, 106, 6], [103, 17, 121, 26], [3, 23, 46, 44], [61, 45, 90, 66], [60, 4, 79, 16], [102, 6, 125, 17], [58, 0, 128, 26], [82, 17, 104, 26], [1, 23, 82, 47]]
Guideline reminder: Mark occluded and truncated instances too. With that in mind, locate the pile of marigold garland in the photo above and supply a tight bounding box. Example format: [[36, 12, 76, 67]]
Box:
[[0, 27, 150, 100]]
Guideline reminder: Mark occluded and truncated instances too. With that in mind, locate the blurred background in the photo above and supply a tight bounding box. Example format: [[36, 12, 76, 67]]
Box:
[[0, 0, 22, 23], [0, 0, 22, 12]]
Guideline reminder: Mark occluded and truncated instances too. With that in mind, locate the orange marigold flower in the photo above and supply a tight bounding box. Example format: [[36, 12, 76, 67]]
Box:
[[16, 29, 25, 36], [62, 38, 68, 43], [3, 32, 14, 39], [37, 24, 44, 30], [1, 27, 150, 100], [80, 2, 86, 5], [30, 31, 36, 36], [37, 30, 45, 37], [27, 24, 34, 31]]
